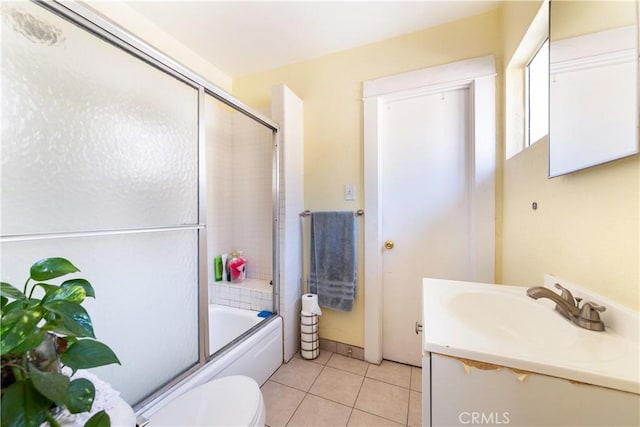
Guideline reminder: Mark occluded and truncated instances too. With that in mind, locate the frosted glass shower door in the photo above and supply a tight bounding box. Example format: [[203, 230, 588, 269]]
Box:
[[1, 2, 201, 404], [1, 1, 198, 235]]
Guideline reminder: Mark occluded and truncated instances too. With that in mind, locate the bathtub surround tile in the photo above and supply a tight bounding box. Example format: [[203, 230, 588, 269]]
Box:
[[210, 279, 272, 312], [265, 356, 420, 426], [327, 353, 369, 376], [366, 360, 412, 388], [408, 391, 422, 427], [270, 357, 323, 391], [261, 381, 305, 427], [347, 409, 404, 426], [410, 367, 422, 392], [354, 378, 410, 424], [287, 394, 352, 426], [309, 366, 364, 407]]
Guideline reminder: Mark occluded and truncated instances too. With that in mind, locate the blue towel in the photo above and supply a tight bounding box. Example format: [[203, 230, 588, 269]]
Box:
[[309, 211, 357, 312]]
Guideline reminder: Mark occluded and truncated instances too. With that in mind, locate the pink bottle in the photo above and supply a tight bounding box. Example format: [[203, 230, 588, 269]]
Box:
[[229, 251, 247, 282]]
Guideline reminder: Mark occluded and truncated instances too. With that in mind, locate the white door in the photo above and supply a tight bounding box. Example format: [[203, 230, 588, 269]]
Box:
[[380, 88, 472, 366]]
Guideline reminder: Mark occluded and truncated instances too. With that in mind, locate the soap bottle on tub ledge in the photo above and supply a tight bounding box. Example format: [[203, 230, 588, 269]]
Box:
[[228, 250, 247, 283]]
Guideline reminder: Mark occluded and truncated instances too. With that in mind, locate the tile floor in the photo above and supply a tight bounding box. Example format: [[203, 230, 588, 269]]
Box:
[[261, 351, 422, 426]]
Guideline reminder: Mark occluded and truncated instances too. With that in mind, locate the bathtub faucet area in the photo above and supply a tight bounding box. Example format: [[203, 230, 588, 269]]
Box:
[[526, 283, 606, 331]]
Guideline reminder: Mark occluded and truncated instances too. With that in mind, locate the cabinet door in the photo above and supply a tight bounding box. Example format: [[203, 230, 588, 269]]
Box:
[[430, 353, 640, 426]]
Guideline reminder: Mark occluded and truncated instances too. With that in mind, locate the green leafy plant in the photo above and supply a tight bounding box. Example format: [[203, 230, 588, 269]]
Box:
[[1, 258, 120, 427]]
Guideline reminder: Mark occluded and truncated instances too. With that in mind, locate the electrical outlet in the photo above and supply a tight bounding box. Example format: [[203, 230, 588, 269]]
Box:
[[344, 184, 356, 201]]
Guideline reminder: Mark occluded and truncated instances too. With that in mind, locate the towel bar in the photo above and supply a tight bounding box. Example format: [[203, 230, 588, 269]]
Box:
[[300, 209, 364, 217]]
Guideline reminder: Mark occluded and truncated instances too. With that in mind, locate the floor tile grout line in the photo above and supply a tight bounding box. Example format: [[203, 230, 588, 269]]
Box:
[[345, 407, 355, 427], [269, 354, 421, 426], [350, 370, 367, 422], [405, 385, 411, 426], [306, 363, 327, 394], [355, 377, 412, 426], [306, 360, 366, 409], [283, 386, 306, 427], [364, 375, 414, 392]]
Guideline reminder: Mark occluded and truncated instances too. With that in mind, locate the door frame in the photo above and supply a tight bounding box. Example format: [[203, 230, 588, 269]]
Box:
[[363, 55, 497, 364]]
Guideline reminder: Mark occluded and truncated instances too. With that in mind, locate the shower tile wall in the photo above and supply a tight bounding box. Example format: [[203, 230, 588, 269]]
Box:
[[210, 280, 272, 311], [205, 98, 272, 308], [205, 97, 233, 284], [231, 111, 273, 282]]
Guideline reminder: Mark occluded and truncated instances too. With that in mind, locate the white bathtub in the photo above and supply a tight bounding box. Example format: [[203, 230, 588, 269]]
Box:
[[209, 304, 264, 354], [139, 305, 282, 419]]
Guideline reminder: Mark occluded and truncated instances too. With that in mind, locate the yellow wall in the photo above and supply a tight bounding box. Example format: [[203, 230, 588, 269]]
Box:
[[235, 0, 639, 347], [502, 1, 547, 64], [234, 10, 503, 347], [550, 0, 637, 40], [501, 1, 640, 310], [502, 140, 639, 309], [86, 1, 640, 344], [86, 1, 232, 91]]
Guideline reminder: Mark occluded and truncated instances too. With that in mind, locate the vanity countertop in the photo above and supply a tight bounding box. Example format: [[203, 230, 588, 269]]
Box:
[[422, 278, 640, 394]]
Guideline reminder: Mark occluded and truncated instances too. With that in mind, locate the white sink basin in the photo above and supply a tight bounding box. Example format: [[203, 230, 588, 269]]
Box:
[[423, 278, 640, 394], [446, 289, 579, 350]]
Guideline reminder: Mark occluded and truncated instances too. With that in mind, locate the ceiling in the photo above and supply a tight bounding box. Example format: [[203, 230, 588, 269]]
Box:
[[125, 1, 502, 78]]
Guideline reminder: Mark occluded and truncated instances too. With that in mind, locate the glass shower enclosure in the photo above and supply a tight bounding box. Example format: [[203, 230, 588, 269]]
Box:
[[0, 0, 279, 406]]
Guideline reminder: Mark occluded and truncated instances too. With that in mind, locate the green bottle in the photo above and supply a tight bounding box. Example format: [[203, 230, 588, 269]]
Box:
[[214, 255, 223, 281]]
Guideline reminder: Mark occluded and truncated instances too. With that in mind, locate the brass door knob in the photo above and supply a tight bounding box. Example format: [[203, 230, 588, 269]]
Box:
[[384, 240, 394, 250]]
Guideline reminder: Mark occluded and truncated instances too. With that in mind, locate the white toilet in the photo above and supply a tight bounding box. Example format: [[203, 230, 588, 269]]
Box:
[[150, 375, 266, 426]]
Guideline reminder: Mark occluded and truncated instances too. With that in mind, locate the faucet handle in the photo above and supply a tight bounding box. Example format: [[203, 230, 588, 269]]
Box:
[[580, 301, 606, 319], [554, 283, 575, 304], [577, 301, 607, 331]]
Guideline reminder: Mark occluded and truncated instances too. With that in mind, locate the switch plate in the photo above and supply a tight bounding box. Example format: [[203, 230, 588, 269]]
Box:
[[344, 184, 356, 201]]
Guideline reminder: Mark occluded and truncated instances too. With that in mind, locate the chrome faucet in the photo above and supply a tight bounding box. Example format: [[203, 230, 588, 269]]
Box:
[[526, 283, 606, 331]]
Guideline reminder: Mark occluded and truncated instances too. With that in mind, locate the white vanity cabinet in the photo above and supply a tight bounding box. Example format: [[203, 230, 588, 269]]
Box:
[[421, 277, 640, 427], [422, 352, 640, 427]]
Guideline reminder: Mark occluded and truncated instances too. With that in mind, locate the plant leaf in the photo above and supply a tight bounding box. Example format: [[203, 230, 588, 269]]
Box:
[[64, 378, 96, 413], [62, 278, 95, 298], [42, 285, 86, 305], [42, 301, 95, 338], [1, 295, 8, 311], [1, 282, 27, 301], [60, 339, 120, 371], [0, 308, 44, 355], [29, 365, 70, 404], [0, 380, 50, 427], [33, 282, 59, 295], [2, 298, 39, 315], [85, 410, 111, 427], [30, 258, 80, 281], [8, 330, 45, 354]]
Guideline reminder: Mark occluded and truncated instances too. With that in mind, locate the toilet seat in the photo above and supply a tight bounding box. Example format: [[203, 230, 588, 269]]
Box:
[[150, 375, 265, 426]]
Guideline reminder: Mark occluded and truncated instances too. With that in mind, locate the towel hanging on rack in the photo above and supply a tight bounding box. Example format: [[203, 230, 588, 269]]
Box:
[[309, 211, 357, 312]]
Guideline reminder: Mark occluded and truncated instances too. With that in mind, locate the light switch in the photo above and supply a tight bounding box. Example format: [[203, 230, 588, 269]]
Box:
[[344, 184, 356, 201]]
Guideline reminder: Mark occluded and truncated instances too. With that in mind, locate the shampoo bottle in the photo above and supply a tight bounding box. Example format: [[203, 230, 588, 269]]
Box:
[[214, 256, 223, 281], [221, 253, 228, 282]]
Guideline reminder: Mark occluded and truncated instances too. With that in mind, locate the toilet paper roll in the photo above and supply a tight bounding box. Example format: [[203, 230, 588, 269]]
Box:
[[300, 348, 319, 360], [300, 323, 318, 334], [301, 339, 318, 351], [300, 312, 318, 325], [302, 293, 322, 315]]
